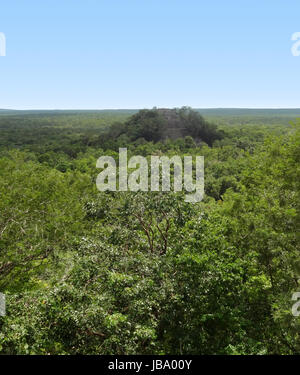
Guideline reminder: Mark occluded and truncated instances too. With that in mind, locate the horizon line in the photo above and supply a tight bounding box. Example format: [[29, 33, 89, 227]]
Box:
[[1, 107, 300, 111]]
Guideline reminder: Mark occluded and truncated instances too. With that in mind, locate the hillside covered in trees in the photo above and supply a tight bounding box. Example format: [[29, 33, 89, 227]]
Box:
[[97, 107, 224, 148], [0, 109, 299, 354]]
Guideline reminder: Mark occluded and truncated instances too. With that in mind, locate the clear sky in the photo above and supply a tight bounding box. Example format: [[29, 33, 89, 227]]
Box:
[[0, 0, 299, 109]]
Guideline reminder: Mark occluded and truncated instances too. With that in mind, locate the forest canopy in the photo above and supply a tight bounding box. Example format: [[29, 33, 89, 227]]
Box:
[[0, 109, 299, 354]]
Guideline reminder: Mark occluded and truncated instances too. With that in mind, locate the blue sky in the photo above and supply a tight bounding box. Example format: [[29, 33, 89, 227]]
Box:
[[0, 0, 299, 109]]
